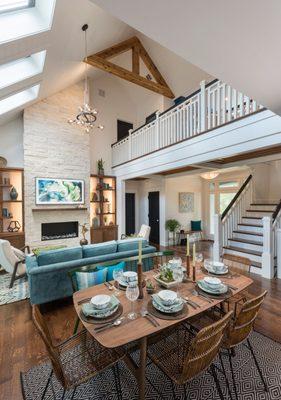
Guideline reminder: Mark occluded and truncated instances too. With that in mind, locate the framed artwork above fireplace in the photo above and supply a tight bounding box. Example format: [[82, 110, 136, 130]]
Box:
[[35, 178, 85, 205]]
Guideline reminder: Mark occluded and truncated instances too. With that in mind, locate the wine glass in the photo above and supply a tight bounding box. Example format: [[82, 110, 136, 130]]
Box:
[[126, 283, 139, 320], [172, 256, 182, 268], [173, 265, 184, 297], [113, 268, 123, 296], [195, 252, 204, 264]]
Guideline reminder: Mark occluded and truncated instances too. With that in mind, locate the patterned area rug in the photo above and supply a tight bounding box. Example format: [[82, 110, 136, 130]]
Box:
[[0, 271, 29, 305], [21, 331, 281, 399]]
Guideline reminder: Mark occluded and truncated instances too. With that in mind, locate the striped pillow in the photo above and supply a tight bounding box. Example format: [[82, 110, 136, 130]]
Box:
[[75, 268, 107, 290]]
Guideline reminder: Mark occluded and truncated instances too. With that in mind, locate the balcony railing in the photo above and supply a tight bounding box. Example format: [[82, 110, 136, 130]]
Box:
[[112, 79, 263, 167]]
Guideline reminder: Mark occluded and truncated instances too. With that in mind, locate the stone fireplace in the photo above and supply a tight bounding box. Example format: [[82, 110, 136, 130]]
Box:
[[23, 84, 90, 247], [41, 221, 79, 241]]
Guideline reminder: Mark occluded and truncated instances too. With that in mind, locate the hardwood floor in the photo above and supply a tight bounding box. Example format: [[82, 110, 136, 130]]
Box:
[[1, 240, 281, 400]]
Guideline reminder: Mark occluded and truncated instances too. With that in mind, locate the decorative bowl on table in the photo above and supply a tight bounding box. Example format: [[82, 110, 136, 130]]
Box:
[[157, 290, 177, 306], [197, 279, 228, 295], [152, 293, 184, 314], [203, 277, 222, 290], [204, 259, 228, 275], [83, 295, 119, 318], [91, 294, 111, 309], [123, 271, 138, 283]]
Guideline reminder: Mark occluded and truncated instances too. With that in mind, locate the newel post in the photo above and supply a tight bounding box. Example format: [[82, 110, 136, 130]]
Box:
[[128, 129, 133, 160], [213, 214, 222, 262], [200, 80, 206, 132], [155, 110, 161, 150], [262, 216, 274, 279], [277, 229, 281, 279]]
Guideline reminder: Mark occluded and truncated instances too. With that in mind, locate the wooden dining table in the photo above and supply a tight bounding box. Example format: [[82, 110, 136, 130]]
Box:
[[73, 265, 253, 400]]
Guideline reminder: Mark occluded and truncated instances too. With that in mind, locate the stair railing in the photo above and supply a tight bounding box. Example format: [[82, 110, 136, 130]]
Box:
[[221, 175, 253, 247], [272, 199, 281, 277], [213, 175, 253, 261], [111, 78, 263, 167]]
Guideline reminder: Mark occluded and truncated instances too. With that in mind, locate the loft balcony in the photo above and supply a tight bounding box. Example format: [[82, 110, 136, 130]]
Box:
[[111, 79, 264, 169]]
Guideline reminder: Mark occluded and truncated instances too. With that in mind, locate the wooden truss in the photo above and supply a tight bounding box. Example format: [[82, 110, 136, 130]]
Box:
[[85, 36, 174, 99]]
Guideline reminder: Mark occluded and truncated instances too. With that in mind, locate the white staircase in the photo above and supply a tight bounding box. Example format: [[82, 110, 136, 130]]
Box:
[[214, 175, 280, 278], [223, 203, 278, 272]]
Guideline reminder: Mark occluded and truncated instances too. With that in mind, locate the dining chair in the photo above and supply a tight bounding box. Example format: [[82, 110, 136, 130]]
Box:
[[223, 253, 252, 274], [221, 290, 268, 400], [146, 311, 233, 400], [222, 253, 252, 316], [32, 305, 125, 400]]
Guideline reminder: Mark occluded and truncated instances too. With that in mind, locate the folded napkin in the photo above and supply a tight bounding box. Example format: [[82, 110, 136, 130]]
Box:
[[82, 295, 120, 318]]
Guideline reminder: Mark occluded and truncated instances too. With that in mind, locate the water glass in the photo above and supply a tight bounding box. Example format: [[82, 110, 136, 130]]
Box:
[[126, 283, 139, 320], [113, 269, 123, 296], [173, 265, 184, 297]]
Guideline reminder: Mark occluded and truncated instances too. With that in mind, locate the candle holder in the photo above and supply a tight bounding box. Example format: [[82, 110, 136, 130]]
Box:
[[192, 262, 196, 282], [186, 255, 191, 278], [137, 262, 144, 299]]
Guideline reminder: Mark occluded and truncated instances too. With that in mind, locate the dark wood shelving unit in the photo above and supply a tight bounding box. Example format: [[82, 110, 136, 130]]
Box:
[[90, 174, 117, 243], [0, 167, 25, 249]]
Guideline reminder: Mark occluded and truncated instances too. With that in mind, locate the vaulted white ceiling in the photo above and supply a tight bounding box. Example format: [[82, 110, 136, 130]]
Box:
[[91, 0, 281, 115], [0, 0, 213, 125]]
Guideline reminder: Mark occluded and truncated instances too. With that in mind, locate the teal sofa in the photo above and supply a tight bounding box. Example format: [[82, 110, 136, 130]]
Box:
[[26, 238, 156, 305]]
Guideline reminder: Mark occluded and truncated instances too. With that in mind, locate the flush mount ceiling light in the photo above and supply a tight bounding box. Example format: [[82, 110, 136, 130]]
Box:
[[68, 24, 104, 133], [200, 171, 220, 180]]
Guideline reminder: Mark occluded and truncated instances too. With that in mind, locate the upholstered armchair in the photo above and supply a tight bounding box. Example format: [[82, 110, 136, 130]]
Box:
[[0, 239, 30, 288], [121, 224, 151, 241]]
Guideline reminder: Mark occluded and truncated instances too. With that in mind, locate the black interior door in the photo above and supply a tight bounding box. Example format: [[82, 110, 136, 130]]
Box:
[[148, 191, 160, 244], [125, 193, 135, 235]]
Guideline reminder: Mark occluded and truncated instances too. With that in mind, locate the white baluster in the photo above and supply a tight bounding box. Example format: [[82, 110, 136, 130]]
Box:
[[262, 216, 274, 279], [214, 214, 222, 261], [200, 80, 206, 132]]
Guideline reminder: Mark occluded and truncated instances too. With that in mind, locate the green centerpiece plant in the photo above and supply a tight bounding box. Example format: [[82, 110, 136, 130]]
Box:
[[165, 219, 180, 245]]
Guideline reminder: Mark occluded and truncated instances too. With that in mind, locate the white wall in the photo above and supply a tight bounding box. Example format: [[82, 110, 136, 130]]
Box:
[[0, 115, 24, 168], [251, 160, 281, 203], [165, 174, 202, 229], [90, 75, 166, 174]]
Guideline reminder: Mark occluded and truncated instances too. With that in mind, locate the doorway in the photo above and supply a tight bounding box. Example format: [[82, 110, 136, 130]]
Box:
[[148, 191, 160, 244], [125, 193, 135, 236]]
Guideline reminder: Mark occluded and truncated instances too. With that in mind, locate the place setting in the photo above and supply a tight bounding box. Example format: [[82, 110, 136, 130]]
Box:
[[202, 259, 240, 279], [79, 293, 124, 326], [147, 289, 189, 320], [195, 276, 234, 300]]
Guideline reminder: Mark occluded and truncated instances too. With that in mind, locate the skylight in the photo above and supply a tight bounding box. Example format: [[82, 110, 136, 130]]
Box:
[[0, 84, 39, 116], [0, 50, 46, 90], [0, 0, 35, 14]]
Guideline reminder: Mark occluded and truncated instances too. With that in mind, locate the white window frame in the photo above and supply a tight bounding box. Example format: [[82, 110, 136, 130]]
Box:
[[0, 0, 35, 14], [208, 178, 242, 236]]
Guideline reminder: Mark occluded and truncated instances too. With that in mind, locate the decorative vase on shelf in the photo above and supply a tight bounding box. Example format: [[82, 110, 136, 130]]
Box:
[[10, 186, 18, 200]]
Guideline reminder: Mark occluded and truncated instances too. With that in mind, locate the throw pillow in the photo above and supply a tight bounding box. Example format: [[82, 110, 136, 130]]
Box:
[[97, 261, 125, 281], [191, 220, 202, 231], [75, 268, 107, 291]]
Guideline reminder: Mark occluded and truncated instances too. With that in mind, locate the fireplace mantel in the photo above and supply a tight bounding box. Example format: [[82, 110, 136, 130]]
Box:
[[32, 207, 88, 212]]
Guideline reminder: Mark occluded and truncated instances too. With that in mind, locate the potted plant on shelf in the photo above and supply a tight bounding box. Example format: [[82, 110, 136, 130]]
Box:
[[165, 219, 180, 245], [97, 159, 105, 176]]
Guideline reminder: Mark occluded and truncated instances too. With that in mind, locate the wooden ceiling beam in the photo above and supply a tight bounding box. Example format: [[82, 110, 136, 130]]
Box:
[[132, 44, 140, 75], [86, 55, 175, 98], [136, 38, 168, 88], [94, 36, 138, 59], [86, 36, 174, 99]]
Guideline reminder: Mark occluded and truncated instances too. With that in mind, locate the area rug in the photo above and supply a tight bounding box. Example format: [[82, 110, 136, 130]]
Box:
[[0, 272, 29, 305], [21, 331, 281, 399]]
